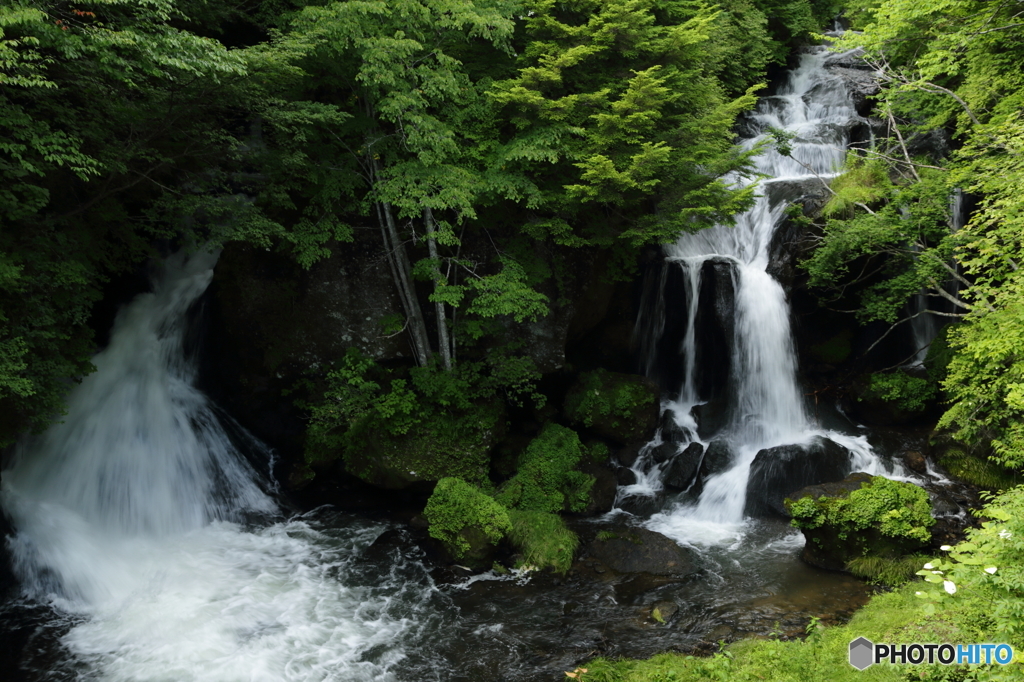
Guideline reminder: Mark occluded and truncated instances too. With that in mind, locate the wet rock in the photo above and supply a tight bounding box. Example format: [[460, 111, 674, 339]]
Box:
[[744, 436, 852, 518], [700, 439, 734, 478], [579, 462, 618, 515], [615, 467, 638, 486], [651, 441, 677, 464], [660, 410, 690, 443], [664, 442, 704, 490], [616, 441, 646, 468], [902, 450, 927, 474], [586, 527, 698, 577], [692, 400, 730, 440], [615, 492, 664, 517], [564, 369, 660, 445]]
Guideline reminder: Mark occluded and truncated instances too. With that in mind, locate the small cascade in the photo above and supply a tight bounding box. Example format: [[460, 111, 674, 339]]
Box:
[[627, 45, 900, 545]]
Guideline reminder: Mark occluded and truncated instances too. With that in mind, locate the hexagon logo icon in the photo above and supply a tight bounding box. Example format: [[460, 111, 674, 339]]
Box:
[[849, 637, 874, 670]]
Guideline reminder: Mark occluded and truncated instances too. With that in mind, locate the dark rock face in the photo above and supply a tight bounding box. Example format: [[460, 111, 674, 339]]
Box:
[[651, 441, 677, 464], [744, 436, 852, 518], [579, 462, 618, 516], [700, 439, 734, 478], [615, 466, 638, 486], [616, 442, 646, 468], [585, 527, 699, 577], [659, 410, 690, 443], [691, 400, 730, 441], [765, 178, 832, 290], [823, 47, 880, 117], [902, 450, 927, 474], [664, 442, 704, 490]]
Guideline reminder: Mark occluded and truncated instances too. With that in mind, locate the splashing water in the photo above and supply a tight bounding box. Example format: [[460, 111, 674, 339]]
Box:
[[1, 250, 443, 682]]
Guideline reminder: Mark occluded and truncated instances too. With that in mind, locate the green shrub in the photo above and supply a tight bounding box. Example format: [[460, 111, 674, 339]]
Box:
[[863, 370, 937, 414], [507, 509, 579, 573], [563, 369, 658, 443], [788, 476, 934, 544], [423, 477, 511, 560], [495, 423, 594, 513]]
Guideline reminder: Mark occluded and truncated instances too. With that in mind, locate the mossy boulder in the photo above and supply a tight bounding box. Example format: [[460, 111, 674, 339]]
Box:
[[564, 369, 659, 445], [785, 474, 935, 572], [344, 400, 505, 490], [424, 477, 512, 568], [495, 423, 595, 513]]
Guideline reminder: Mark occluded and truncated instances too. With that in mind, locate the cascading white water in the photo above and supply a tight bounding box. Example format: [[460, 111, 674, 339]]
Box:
[[1, 250, 436, 682], [634, 46, 899, 545]]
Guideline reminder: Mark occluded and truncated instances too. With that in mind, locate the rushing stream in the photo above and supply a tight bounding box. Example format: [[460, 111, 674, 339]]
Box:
[[0, 42, 954, 682]]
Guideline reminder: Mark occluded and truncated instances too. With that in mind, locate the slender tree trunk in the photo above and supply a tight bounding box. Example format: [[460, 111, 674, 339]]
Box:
[[423, 207, 452, 371], [369, 155, 432, 367]]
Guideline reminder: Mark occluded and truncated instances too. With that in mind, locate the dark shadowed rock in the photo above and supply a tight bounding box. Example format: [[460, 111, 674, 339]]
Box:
[[744, 436, 852, 518], [579, 462, 618, 515], [700, 439, 734, 478], [615, 467, 638, 486], [902, 450, 927, 474], [651, 441, 677, 464], [659, 410, 690, 443], [616, 442, 646, 468], [664, 442, 704, 490], [586, 527, 698, 577], [692, 400, 730, 440]]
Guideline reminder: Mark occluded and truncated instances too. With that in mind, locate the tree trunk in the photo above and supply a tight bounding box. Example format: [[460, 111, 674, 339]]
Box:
[[423, 207, 452, 371]]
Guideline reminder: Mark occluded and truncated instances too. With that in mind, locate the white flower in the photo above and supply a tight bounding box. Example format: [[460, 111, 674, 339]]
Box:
[[915, 591, 926, 596], [932, 570, 943, 575], [923, 562, 935, 569], [985, 566, 998, 574], [943, 581, 957, 595], [940, 545, 953, 552], [999, 529, 1013, 539]]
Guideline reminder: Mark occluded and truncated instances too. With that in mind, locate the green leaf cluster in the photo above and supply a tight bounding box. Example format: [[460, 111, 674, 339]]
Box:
[[495, 423, 595, 514], [788, 476, 934, 544], [423, 477, 512, 560]]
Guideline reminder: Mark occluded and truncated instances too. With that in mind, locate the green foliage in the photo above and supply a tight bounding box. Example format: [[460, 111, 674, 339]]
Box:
[[863, 370, 937, 414], [846, 554, 929, 587], [564, 369, 657, 436], [817, 0, 1024, 477], [788, 476, 934, 544], [303, 351, 533, 485], [507, 509, 579, 573], [495, 424, 595, 513], [937, 446, 1020, 492], [424, 477, 512, 560]]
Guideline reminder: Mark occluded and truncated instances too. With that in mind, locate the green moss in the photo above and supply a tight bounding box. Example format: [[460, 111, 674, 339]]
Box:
[[495, 423, 595, 513], [938, 446, 1020, 491], [344, 399, 502, 488], [564, 369, 657, 443], [808, 328, 852, 364], [587, 441, 611, 463], [423, 477, 512, 561], [507, 509, 579, 573], [788, 476, 934, 545]]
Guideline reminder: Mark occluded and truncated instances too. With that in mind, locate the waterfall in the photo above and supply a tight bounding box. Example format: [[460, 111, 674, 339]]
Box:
[[634, 46, 895, 545], [1, 249, 435, 682]]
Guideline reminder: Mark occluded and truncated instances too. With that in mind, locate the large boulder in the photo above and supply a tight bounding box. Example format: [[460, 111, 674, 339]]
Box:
[[785, 474, 934, 571], [744, 436, 852, 518], [664, 442, 704, 490], [585, 526, 699, 577], [700, 439, 734, 478], [564, 369, 659, 445]]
